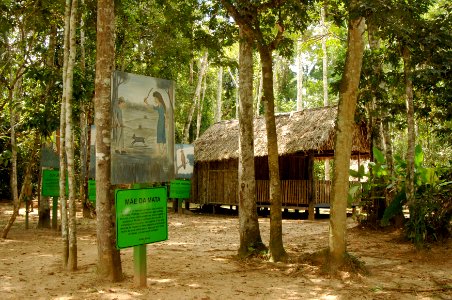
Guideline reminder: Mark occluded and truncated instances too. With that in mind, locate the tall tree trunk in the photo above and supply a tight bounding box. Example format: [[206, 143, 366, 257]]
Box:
[[273, 55, 281, 112], [60, 0, 71, 268], [255, 66, 263, 117], [296, 38, 304, 111], [403, 45, 415, 213], [196, 66, 208, 139], [259, 45, 286, 262], [382, 120, 394, 182], [329, 9, 365, 268], [79, 0, 91, 218], [2, 133, 39, 238], [367, 19, 387, 222], [95, 0, 122, 281], [2, 88, 19, 239], [228, 67, 239, 118], [64, 0, 78, 271], [237, 30, 266, 258], [215, 66, 223, 123], [38, 24, 57, 229], [367, 22, 384, 152], [183, 51, 208, 143], [321, 5, 331, 180]]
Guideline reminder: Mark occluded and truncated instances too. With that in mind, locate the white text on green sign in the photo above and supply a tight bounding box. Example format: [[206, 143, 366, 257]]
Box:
[[115, 187, 168, 249]]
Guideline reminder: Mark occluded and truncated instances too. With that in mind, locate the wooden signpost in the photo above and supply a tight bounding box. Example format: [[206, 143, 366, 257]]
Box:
[[169, 179, 191, 213], [115, 186, 168, 287], [41, 169, 66, 230], [88, 180, 96, 203]]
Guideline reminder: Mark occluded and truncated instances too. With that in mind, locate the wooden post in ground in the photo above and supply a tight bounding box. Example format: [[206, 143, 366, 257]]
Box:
[[178, 199, 183, 214], [52, 197, 58, 230], [134, 244, 147, 287], [308, 155, 315, 220], [172, 199, 178, 213], [25, 200, 29, 229]]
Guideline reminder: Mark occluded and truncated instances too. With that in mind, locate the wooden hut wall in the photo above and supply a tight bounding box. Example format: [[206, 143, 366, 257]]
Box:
[[255, 155, 309, 180], [192, 160, 239, 205], [193, 155, 314, 206]]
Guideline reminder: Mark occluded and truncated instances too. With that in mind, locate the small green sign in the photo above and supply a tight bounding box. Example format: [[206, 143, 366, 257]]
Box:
[[88, 180, 96, 203], [42, 169, 68, 197], [169, 180, 191, 199], [115, 187, 168, 249]]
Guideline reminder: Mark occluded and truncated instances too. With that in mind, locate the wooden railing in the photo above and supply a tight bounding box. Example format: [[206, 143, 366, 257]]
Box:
[[202, 169, 339, 207], [256, 180, 332, 206]]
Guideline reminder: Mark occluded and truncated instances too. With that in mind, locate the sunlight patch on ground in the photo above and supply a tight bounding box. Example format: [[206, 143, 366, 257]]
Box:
[[54, 296, 74, 300], [169, 222, 184, 227], [187, 283, 201, 289], [310, 278, 324, 284], [78, 235, 95, 241], [93, 290, 139, 300], [164, 241, 195, 246], [319, 294, 339, 300], [148, 278, 174, 284], [0, 276, 13, 292], [211, 257, 229, 262]]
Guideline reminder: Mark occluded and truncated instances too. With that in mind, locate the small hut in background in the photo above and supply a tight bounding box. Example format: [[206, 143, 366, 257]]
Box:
[[191, 106, 370, 212]]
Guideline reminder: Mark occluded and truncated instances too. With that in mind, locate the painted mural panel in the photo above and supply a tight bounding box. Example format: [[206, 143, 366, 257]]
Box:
[[111, 71, 175, 184], [41, 133, 59, 169], [175, 144, 194, 179]]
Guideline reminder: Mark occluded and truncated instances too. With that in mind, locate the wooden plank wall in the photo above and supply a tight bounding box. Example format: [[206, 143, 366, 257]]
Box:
[[192, 160, 358, 208], [193, 170, 336, 207]]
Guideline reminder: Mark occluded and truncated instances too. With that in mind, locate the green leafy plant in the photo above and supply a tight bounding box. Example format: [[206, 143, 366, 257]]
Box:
[[349, 145, 451, 247]]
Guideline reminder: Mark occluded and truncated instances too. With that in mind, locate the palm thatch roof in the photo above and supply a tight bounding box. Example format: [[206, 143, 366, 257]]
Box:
[[194, 106, 369, 162]]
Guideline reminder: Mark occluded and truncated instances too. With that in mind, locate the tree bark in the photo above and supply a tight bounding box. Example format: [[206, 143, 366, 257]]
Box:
[[237, 30, 266, 258], [367, 19, 387, 221], [296, 38, 304, 111], [60, 0, 71, 268], [259, 45, 286, 262], [2, 87, 19, 239], [321, 5, 331, 180], [196, 65, 208, 139], [183, 51, 208, 143], [215, 66, 223, 123], [329, 9, 365, 268], [403, 45, 415, 212], [2, 133, 39, 238], [38, 24, 57, 229], [80, 0, 91, 218], [64, 0, 78, 271], [219, 0, 287, 262], [228, 67, 239, 118], [255, 66, 263, 117], [95, 0, 122, 281]]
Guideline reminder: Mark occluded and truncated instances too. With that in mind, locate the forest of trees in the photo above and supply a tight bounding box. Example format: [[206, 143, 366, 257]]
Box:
[[0, 0, 451, 280]]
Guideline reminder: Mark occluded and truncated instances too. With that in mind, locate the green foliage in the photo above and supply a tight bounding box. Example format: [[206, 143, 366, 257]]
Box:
[[406, 165, 452, 247], [380, 187, 405, 227], [350, 145, 451, 247]]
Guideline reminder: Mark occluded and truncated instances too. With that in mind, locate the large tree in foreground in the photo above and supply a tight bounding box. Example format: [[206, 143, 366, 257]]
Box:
[[220, 0, 311, 262], [237, 29, 266, 257], [329, 0, 365, 268], [95, 0, 122, 281]]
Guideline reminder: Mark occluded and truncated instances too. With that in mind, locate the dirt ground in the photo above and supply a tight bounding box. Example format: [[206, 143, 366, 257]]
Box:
[[0, 201, 451, 300]]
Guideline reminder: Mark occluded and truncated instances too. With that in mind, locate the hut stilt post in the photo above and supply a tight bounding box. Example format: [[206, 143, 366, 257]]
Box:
[[308, 154, 315, 220]]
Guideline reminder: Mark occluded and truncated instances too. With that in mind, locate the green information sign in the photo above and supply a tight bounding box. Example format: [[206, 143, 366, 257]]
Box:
[[169, 180, 191, 199], [88, 180, 96, 203], [42, 169, 68, 197], [115, 187, 168, 249]]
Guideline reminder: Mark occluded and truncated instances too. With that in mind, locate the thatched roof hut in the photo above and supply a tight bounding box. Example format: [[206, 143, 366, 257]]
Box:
[[190, 106, 369, 210], [194, 106, 369, 162]]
